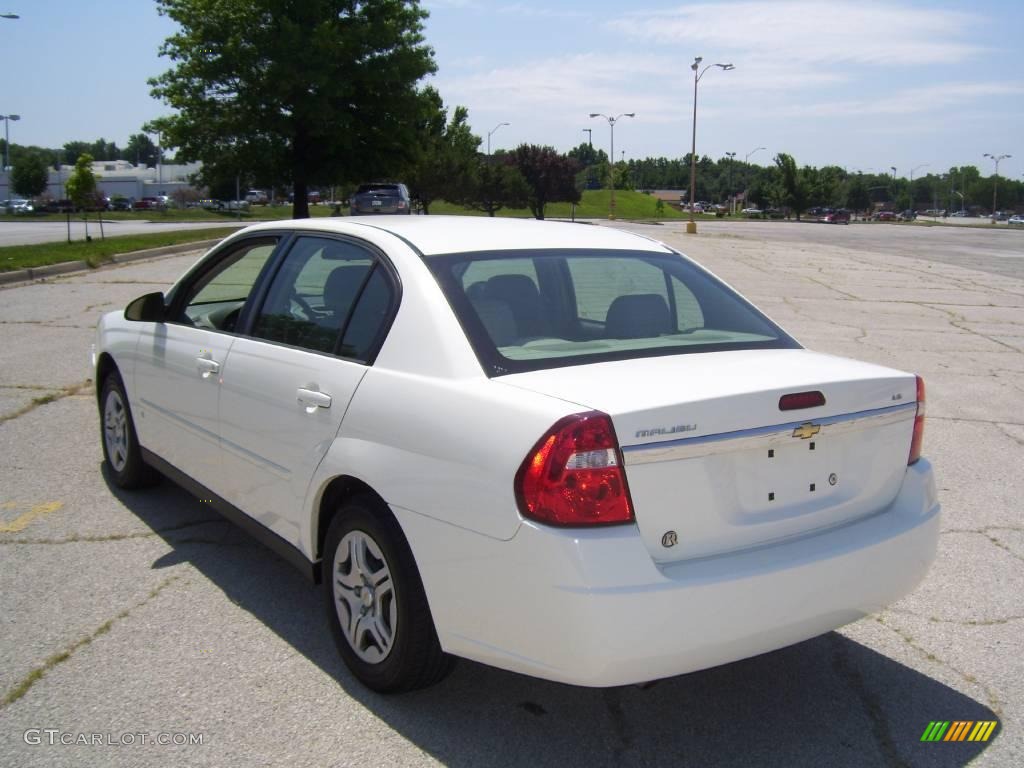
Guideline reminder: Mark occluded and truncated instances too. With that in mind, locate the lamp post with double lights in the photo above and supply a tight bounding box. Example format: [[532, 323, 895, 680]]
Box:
[[983, 153, 1011, 223], [724, 151, 736, 213], [486, 122, 509, 156], [589, 112, 635, 220], [687, 57, 734, 234]]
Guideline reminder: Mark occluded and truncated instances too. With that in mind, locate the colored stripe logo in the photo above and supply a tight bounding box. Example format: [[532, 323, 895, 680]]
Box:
[[921, 721, 997, 742]]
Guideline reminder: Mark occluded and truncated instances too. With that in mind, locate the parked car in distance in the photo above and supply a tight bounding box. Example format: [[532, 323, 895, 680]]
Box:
[[134, 197, 166, 211], [875, 211, 897, 221], [110, 198, 133, 211], [94, 217, 939, 693], [741, 207, 762, 217], [1008, 215, 1024, 228], [823, 209, 851, 224], [897, 210, 917, 221], [349, 182, 411, 215], [4, 197, 33, 213], [245, 189, 269, 205]]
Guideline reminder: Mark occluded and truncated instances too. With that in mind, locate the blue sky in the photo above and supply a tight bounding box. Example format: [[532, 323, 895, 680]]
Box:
[[2, 1, 1020, 179]]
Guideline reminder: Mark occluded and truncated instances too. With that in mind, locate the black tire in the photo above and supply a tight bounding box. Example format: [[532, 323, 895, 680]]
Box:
[[99, 372, 160, 489], [323, 496, 453, 693]]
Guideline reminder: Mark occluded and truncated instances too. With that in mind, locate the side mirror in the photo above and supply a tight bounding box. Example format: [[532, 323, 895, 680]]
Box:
[[125, 292, 166, 323]]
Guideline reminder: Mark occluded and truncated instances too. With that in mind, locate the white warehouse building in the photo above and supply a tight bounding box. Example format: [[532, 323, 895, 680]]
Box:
[[1, 160, 203, 202]]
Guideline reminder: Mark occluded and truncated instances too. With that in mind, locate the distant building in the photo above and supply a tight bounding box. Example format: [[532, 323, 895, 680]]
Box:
[[1, 161, 203, 201]]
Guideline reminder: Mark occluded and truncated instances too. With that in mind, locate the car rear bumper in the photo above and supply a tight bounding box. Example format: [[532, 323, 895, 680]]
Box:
[[395, 458, 939, 687]]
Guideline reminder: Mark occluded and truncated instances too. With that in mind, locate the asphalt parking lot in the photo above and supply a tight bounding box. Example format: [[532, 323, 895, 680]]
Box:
[[1, 221, 1021, 766]]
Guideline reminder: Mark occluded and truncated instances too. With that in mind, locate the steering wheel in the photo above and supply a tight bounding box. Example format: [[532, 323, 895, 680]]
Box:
[[291, 292, 317, 320]]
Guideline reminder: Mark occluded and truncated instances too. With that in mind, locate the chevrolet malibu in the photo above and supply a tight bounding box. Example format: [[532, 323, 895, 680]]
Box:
[[94, 217, 939, 693]]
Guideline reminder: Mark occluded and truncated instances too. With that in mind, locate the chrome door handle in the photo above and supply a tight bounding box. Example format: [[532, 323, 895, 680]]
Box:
[[297, 388, 332, 410], [196, 357, 220, 377]]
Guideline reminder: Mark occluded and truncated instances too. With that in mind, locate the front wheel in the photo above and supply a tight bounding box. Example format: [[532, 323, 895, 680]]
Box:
[[323, 497, 453, 692], [99, 373, 159, 489]]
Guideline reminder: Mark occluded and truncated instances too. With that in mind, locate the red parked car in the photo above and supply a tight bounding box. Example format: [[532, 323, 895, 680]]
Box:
[[875, 211, 897, 221], [824, 209, 851, 224]]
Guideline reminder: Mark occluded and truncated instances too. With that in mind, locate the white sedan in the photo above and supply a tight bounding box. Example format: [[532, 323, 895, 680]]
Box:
[[94, 217, 939, 692]]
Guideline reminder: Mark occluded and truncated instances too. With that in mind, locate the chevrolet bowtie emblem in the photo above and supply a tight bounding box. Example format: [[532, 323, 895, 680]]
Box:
[[792, 422, 821, 440]]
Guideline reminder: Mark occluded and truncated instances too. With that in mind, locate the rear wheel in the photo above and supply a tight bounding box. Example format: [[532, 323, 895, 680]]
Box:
[[323, 497, 453, 692], [100, 372, 159, 489]]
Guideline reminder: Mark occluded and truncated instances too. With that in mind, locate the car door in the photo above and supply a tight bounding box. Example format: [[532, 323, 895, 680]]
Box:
[[217, 234, 399, 547], [132, 236, 280, 494]]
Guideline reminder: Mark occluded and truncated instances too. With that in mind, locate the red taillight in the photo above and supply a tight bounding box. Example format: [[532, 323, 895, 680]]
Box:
[[908, 375, 926, 465], [515, 411, 634, 526], [779, 390, 826, 411]]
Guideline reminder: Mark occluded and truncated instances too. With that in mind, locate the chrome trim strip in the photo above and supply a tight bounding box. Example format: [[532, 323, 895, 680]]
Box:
[[622, 402, 917, 466]]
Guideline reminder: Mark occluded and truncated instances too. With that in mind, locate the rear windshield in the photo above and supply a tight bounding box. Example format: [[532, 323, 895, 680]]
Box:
[[427, 248, 800, 376], [357, 184, 400, 193]]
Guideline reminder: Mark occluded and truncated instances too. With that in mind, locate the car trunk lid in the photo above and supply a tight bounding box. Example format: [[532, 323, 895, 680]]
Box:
[[500, 349, 918, 563]]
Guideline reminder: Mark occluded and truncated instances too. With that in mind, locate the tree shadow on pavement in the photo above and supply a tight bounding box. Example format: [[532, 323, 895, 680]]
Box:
[[108, 472, 1000, 768]]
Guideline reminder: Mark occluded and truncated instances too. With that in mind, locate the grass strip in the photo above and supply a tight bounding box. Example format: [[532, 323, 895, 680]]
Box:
[[0, 228, 240, 272]]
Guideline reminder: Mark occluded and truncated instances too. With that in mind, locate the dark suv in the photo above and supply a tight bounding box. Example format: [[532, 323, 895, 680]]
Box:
[[349, 183, 412, 215]]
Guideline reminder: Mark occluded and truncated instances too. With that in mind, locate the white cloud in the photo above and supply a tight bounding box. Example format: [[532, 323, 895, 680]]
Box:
[[776, 82, 1024, 118], [611, 1, 984, 67], [436, 53, 694, 124], [496, 3, 590, 18]]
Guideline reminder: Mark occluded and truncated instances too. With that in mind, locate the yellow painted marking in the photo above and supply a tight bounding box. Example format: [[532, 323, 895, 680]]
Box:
[[0, 501, 64, 533], [979, 721, 997, 741], [0, 501, 18, 510]]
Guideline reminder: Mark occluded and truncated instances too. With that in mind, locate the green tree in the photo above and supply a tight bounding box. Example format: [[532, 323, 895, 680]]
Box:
[[510, 144, 581, 220], [774, 153, 810, 219], [65, 154, 99, 240], [148, 0, 436, 219], [567, 142, 607, 168], [11, 154, 49, 199], [458, 156, 530, 217], [845, 174, 871, 216], [123, 133, 160, 167], [65, 153, 97, 207], [62, 141, 92, 166], [405, 90, 481, 214]]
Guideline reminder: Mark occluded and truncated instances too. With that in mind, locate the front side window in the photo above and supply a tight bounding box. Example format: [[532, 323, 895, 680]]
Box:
[[250, 235, 395, 360], [427, 249, 799, 375], [175, 237, 279, 331]]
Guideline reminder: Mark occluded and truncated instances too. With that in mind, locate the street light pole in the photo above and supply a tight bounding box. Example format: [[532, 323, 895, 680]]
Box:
[[0, 113, 20, 173], [983, 153, 1011, 223], [487, 122, 510, 156], [687, 57, 734, 234], [890, 166, 897, 207], [589, 112, 635, 219], [725, 151, 736, 213], [582, 128, 592, 147]]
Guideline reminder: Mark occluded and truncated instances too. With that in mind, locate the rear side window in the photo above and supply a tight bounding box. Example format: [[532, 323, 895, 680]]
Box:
[[427, 249, 798, 376], [250, 236, 396, 361]]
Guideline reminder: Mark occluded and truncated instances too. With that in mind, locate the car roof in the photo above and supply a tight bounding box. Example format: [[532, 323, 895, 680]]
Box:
[[240, 216, 672, 257]]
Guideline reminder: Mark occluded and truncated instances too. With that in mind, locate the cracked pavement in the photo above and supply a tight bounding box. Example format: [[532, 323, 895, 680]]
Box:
[[1, 223, 1022, 766]]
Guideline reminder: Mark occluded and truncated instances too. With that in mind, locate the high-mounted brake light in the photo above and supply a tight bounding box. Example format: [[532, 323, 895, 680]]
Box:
[[908, 375, 926, 465], [515, 411, 634, 527], [779, 390, 826, 411]]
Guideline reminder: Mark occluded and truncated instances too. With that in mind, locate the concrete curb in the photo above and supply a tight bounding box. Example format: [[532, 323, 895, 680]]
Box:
[[0, 239, 222, 287]]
